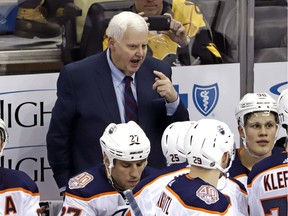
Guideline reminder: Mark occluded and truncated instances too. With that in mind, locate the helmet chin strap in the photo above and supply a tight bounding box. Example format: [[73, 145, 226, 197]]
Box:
[[240, 125, 262, 159], [104, 159, 117, 190], [105, 159, 148, 193], [0, 141, 7, 156], [216, 164, 226, 173], [217, 174, 229, 191], [285, 127, 288, 149], [216, 155, 233, 174], [105, 161, 125, 192]]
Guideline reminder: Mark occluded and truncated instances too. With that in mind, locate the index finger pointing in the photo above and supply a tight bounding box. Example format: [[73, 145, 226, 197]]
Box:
[[153, 70, 168, 80]]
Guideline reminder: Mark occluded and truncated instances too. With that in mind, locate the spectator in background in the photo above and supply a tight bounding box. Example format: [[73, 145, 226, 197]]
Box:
[[229, 93, 283, 188], [0, 118, 41, 215], [60, 121, 151, 215], [46, 11, 189, 193], [74, 0, 125, 43], [247, 89, 288, 216], [15, 0, 61, 38], [154, 119, 235, 215], [102, 0, 223, 66]]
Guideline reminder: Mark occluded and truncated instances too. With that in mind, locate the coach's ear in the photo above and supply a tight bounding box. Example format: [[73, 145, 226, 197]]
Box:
[[108, 37, 116, 51]]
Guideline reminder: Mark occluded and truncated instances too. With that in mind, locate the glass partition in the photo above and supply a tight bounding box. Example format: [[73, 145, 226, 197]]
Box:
[[0, 0, 286, 74]]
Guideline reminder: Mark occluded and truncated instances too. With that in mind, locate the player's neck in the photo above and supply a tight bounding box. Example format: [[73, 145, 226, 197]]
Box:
[[239, 148, 270, 170], [188, 166, 220, 187]]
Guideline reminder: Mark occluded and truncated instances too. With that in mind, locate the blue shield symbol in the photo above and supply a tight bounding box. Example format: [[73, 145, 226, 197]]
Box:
[[193, 83, 219, 116]]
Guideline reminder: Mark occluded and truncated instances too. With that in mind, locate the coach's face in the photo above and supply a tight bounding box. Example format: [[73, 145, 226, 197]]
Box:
[[109, 26, 148, 76]]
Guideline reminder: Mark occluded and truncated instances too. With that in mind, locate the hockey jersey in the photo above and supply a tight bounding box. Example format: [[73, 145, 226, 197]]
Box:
[[229, 146, 284, 188], [60, 164, 156, 215], [247, 150, 288, 216], [133, 162, 190, 215], [154, 174, 233, 215], [217, 175, 248, 216], [0, 167, 40, 216]]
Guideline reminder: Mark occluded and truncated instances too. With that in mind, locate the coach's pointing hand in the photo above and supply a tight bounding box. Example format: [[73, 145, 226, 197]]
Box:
[[152, 70, 178, 103]]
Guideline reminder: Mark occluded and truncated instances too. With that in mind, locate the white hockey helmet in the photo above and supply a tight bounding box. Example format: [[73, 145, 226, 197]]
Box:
[[161, 121, 195, 166], [0, 118, 8, 156], [277, 89, 288, 130], [235, 93, 278, 126], [185, 119, 235, 173], [100, 121, 150, 168]]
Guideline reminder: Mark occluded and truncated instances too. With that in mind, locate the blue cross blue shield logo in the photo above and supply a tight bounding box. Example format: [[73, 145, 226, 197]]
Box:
[[192, 83, 219, 116]]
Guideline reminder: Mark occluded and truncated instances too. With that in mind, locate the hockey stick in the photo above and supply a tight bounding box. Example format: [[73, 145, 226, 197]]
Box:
[[123, 189, 143, 216]]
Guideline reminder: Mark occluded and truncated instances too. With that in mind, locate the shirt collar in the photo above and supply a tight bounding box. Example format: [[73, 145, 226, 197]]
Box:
[[106, 49, 136, 86]]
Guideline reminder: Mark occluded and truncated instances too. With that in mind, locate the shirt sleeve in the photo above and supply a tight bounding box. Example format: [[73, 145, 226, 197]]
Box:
[[165, 96, 180, 116]]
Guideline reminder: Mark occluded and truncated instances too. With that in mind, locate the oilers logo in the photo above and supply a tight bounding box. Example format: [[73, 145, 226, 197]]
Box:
[[192, 83, 219, 116]]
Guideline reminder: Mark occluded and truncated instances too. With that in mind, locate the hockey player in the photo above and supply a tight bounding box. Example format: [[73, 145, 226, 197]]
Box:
[[133, 121, 194, 215], [247, 149, 287, 216], [247, 89, 288, 216], [275, 88, 288, 149], [60, 121, 151, 215], [230, 92, 282, 187], [0, 118, 41, 215], [154, 119, 235, 215]]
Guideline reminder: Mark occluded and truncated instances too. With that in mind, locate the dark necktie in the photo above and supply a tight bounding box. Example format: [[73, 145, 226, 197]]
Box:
[[124, 76, 138, 123]]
